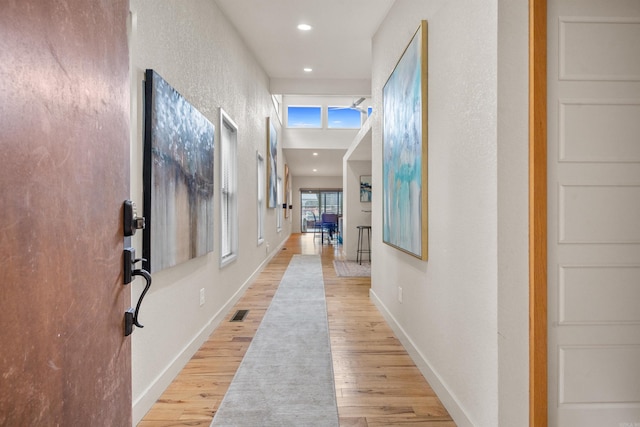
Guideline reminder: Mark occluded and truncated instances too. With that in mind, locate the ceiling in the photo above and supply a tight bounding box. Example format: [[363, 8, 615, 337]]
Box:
[[214, 0, 389, 176], [282, 148, 346, 177], [214, 0, 395, 87]]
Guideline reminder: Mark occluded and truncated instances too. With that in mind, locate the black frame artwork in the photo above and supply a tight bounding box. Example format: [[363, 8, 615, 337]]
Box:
[[143, 69, 215, 273], [360, 175, 372, 202]]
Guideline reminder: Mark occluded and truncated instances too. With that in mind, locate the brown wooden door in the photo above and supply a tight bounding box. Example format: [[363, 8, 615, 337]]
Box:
[[0, 0, 131, 425]]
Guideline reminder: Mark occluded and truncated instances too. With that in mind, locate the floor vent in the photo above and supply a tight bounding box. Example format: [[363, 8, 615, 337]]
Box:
[[230, 309, 249, 322]]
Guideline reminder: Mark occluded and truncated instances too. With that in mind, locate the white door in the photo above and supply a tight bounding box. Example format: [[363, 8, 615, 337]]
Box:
[[548, 0, 640, 425]]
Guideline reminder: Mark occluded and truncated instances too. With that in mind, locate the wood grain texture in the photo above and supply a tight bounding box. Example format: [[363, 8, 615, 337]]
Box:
[[140, 234, 454, 426], [529, 0, 548, 425]]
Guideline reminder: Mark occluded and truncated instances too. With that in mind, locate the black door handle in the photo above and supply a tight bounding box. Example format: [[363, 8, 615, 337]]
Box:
[[122, 200, 151, 336], [124, 268, 152, 336], [131, 268, 152, 328]]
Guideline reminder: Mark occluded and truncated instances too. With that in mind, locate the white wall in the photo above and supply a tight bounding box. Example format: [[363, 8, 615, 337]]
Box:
[[128, 1, 290, 423], [343, 120, 373, 260], [496, 0, 529, 424], [370, 1, 529, 426], [291, 175, 343, 233], [343, 160, 372, 260]]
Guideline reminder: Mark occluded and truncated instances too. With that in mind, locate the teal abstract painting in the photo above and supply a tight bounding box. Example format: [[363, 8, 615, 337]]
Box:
[[382, 21, 428, 260]]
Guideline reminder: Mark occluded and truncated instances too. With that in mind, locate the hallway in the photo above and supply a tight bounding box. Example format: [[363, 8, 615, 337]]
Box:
[[139, 233, 454, 426]]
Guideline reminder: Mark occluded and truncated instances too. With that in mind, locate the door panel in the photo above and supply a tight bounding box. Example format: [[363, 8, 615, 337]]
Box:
[[0, 0, 131, 425], [548, 1, 640, 425]]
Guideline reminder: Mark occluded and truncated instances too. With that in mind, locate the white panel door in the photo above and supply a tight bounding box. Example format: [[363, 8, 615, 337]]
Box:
[[548, 0, 640, 425]]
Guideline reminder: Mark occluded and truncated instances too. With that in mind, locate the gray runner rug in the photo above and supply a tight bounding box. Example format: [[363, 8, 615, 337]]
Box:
[[211, 254, 339, 427]]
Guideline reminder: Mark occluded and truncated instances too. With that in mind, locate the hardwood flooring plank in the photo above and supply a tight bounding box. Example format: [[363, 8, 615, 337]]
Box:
[[339, 417, 369, 427], [366, 418, 457, 427], [139, 234, 455, 427]]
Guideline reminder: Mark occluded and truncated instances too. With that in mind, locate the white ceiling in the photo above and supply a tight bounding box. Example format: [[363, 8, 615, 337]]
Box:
[[214, 0, 387, 176], [214, 0, 395, 85], [282, 130, 372, 177], [282, 148, 345, 177]]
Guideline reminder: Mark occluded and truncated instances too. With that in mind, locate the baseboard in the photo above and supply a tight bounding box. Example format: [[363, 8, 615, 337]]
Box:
[[132, 239, 287, 425], [369, 288, 474, 427]]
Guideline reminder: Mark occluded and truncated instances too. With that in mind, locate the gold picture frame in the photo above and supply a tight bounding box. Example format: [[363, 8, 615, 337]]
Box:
[[382, 20, 428, 260]]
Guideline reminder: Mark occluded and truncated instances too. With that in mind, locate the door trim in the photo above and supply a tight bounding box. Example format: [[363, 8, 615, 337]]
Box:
[[529, 0, 547, 425]]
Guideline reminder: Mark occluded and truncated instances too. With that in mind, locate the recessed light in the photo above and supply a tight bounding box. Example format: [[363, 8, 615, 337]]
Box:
[[313, 169, 317, 172], [303, 67, 313, 73], [313, 152, 318, 156], [297, 24, 312, 31]]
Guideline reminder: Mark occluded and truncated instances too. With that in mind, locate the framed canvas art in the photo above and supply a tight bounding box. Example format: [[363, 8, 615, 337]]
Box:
[[284, 164, 290, 218], [360, 175, 372, 202], [276, 176, 283, 231], [267, 117, 278, 208], [143, 69, 215, 273], [382, 21, 428, 260], [257, 152, 265, 244]]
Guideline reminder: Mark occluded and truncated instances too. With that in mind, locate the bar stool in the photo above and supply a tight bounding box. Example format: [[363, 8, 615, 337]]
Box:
[[356, 225, 371, 264]]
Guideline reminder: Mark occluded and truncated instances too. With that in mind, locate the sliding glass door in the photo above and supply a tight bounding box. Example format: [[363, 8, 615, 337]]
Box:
[[300, 190, 342, 232]]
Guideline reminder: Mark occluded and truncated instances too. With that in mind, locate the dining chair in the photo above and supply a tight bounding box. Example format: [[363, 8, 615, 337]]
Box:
[[320, 213, 338, 243]]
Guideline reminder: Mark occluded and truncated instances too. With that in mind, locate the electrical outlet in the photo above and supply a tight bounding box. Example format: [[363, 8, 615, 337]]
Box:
[[398, 286, 403, 304], [199, 288, 205, 306]]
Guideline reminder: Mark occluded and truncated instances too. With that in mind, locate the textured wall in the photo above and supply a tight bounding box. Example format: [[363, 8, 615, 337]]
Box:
[[129, 1, 289, 422], [496, 0, 530, 424], [371, 1, 501, 426], [371, 1, 530, 426]]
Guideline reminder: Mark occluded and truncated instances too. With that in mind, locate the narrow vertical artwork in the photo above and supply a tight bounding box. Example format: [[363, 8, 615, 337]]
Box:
[[267, 117, 278, 208], [284, 164, 290, 218], [360, 175, 372, 202], [257, 152, 265, 244], [143, 69, 215, 273], [277, 176, 283, 231], [382, 21, 428, 260]]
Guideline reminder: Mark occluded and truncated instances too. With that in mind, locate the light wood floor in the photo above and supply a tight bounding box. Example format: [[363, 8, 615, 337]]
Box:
[[139, 233, 455, 426]]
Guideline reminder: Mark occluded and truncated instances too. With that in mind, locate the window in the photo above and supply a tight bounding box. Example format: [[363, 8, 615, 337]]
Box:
[[287, 106, 321, 128], [300, 190, 343, 232], [328, 106, 362, 129], [257, 152, 265, 244], [220, 109, 238, 266]]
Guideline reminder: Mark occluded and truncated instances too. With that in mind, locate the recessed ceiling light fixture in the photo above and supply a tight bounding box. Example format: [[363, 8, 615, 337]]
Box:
[[313, 152, 318, 156], [313, 169, 317, 172], [303, 67, 313, 73], [297, 24, 312, 31]]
